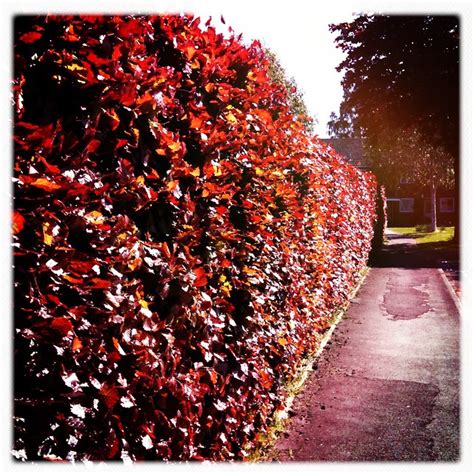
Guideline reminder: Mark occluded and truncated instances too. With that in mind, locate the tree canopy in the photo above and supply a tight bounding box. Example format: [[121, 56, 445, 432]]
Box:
[[328, 15, 459, 188], [264, 48, 314, 133]]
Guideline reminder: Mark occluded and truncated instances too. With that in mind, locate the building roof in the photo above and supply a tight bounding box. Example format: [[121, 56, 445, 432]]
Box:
[[321, 137, 370, 170]]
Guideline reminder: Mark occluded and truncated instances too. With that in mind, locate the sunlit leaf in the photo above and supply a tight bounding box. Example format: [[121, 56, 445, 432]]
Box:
[[99, 384, 119, 409], [51, 317, 73, 336], [12, 211, 25, 234]]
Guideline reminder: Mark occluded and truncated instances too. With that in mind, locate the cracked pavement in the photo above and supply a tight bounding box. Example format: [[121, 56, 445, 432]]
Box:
[[270, 232, 460, 462]]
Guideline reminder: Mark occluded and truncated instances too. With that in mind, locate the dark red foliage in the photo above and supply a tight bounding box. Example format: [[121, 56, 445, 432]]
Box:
[[13, 15, 377, 462]]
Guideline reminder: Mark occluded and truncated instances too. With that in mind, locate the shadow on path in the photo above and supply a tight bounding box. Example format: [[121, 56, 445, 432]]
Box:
[[370, 234, 460, 273]]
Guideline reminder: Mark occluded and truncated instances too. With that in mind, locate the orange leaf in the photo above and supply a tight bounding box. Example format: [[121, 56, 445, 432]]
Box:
[[72, 336, 83, 352], [208, 369, 218, 385], [63, 274, 84, 284], [28, 177, 62, 191], [146, 168, 161, 180], [64, 24, 80, 41], [167, 180, 179, 192], [105, 109, 120, 130], [137, 92, 154, 106], [112, 336, 121, 350], [99, 384, 119, 409], [190, 116, 203, 129], [42, 222, 54, 246], [160, 242, 171, 259], [254, 109, 273, 124], [184, 45, 195, 60], [167, 141, 182, 152], [13, 211, 25, 234], [259, 370, 273, 389], [127, 257, 142, 271]]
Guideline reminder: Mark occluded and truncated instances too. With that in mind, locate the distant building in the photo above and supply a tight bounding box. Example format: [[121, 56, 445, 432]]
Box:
[[321, 137, 369, 171], [322, 137, 455, 227]]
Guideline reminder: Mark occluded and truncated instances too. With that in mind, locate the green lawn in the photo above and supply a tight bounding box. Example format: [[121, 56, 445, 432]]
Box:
[[389, 226, 455, 244]]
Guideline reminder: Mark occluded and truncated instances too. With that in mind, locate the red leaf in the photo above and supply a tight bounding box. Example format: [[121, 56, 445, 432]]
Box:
[[104, 109, 120, 130], [108, 433, 120, 458], [51, 317, 73, 336], [19, 31, 42, 43], [86, 139, 101, 153], [117, 18, 144, 37], [112, 43, 123, 61], [37, 155, 61, 174], [120, 85, 137, 107], [46, 294, 61, 305], [90, 278, 112, 289], [193, 267, 208, 287], [68, 259, 96, 274], [86, 51, 110, 67], [115, 139, 129, 150]]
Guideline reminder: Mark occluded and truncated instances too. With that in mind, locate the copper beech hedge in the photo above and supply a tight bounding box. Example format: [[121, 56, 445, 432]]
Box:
[[13, 15, 377, 461]]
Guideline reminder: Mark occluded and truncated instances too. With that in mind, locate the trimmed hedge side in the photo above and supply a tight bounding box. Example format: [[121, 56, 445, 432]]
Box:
[[13, 15, 376, 461]]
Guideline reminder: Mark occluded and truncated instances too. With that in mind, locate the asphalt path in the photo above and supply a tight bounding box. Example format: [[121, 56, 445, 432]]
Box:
[[271, 231, 460, 462]]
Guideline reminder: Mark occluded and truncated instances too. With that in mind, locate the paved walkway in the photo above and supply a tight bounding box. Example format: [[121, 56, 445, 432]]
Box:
[[270, 232, 460, 462]]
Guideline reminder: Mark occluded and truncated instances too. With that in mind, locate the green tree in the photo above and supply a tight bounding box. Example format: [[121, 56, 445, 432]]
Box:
[[366, 127, 455, 230], [328, 15, 459, 231], [264, 48, 314, 133]]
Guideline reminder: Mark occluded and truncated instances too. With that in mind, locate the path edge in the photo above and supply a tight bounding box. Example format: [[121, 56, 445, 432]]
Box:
[[246, 267, 372, 462], [438, 268, 461, 315]]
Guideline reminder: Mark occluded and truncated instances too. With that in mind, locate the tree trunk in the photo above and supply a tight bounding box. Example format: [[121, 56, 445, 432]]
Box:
[[430, 182, 437, 232], [453, 142, 460, 243]]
